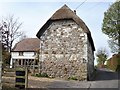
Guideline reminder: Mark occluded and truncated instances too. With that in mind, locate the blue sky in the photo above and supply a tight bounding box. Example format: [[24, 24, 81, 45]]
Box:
[[0, 0, 116, 64]]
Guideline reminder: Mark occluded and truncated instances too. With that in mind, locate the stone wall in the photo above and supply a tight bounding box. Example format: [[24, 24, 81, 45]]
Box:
[[39, 20, 91, 80], [40, 60, 87, 80], [87, 40, 94, 80]]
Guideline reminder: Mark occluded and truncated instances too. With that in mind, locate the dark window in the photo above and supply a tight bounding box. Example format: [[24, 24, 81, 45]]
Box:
[[23, 59, 25, 65], [19, 52, 23, 56], [19, 59, 21, 65]]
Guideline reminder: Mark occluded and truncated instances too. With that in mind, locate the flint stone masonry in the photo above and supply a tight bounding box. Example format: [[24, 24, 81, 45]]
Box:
[[41, 60, 87, 80], [87, 39, 94, 79], [39, 20, 91, 80]]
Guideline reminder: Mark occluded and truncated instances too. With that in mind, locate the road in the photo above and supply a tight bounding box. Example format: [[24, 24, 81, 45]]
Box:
[[89, 68, 119, 88], [29, 69, 120, 90], [2, 68, 120, 89], [28, 68, 119, 88], [94, 68, 118, 81]]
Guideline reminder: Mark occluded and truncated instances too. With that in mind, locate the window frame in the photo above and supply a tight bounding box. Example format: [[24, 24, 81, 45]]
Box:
[[19, 52, 24, 56]]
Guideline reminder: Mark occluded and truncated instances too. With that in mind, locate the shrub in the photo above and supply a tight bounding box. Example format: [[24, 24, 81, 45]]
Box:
[[68, 76, 78, 80], [35, 73, 49, 78], [116, 65, 120, 72], [41, 73, 49, 77]]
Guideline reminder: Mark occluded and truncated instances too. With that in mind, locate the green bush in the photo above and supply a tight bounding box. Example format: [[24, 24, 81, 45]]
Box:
[[68, 76, 78, 80], [116, 65, 120, 72], [116, 58, 120, 71], [35, 73, 49, 78]]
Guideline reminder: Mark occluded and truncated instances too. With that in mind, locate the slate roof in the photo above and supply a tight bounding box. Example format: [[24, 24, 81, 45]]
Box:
[[12, 38, 40, 52], [36, 4, 95, 51]]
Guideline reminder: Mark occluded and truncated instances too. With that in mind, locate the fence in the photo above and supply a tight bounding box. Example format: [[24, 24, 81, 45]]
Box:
[[15, 67, 28, 89]]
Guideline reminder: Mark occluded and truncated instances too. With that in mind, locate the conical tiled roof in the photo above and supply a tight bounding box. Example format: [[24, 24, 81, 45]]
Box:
[[36, 4, 95, 51]]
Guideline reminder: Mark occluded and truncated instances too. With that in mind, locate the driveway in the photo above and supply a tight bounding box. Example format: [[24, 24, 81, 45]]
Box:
[[2, 68, 120, 89]]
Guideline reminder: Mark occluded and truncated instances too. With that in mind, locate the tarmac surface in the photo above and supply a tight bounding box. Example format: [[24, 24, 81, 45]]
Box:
[[28, 68, 119, 88], [2, 68, 120, 89]]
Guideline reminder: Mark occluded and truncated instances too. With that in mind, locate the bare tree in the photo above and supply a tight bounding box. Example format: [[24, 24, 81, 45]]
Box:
[[18, 32, 28, 41], [1, 15, 23, 52], [0, 21, 11, 66]]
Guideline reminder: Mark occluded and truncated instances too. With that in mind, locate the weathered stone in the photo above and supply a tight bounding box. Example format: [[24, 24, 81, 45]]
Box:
[[38, 19, 94, 80]]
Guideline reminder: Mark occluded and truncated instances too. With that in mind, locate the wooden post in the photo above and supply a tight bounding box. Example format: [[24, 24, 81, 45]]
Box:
[[0, 50, 2, 90], [25, 67, 28, 88], [32, 59, 35, 75], [21, 59, 23, 66], [0, 30, 2, 90]]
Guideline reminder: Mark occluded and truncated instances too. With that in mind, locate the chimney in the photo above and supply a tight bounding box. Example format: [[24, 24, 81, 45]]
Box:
[[74, 10, 76, 14]]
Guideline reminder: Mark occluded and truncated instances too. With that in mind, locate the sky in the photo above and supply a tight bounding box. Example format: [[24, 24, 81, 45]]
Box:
[[0, 0, 117, 65]]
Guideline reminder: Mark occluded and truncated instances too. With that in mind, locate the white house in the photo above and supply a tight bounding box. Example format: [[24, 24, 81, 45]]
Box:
[[36, 5, 95, 80], [10, 38, 40, 68]]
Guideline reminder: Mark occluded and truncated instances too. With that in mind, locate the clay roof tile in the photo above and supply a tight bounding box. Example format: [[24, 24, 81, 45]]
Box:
[[12, 38, 40, 52]]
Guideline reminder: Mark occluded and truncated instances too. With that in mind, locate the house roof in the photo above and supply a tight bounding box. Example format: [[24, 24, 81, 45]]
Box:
[[12, 38, 40, 52], [36, 4, 95, 51]]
